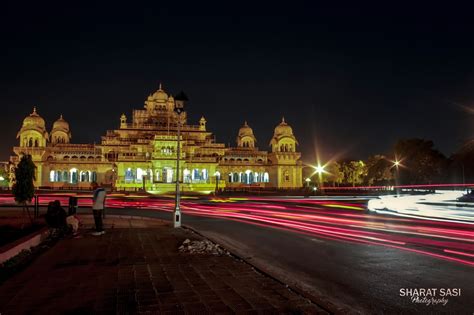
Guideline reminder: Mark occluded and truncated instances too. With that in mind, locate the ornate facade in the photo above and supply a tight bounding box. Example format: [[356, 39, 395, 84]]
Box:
[[10, 85, 303, 193]]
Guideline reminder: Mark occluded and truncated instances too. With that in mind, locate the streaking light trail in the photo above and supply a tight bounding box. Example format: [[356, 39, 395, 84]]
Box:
[[0, 192, 472, 266]]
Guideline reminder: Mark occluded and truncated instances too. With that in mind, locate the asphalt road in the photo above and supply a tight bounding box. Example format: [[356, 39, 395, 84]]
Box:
[[70, 195, 474, 314]]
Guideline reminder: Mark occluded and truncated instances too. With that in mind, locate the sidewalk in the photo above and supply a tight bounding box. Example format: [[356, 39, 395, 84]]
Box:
[[0, 215, 327, 314]]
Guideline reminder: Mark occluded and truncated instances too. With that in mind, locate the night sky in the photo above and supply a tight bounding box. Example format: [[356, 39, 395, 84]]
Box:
[[2, 2, 474, 163]]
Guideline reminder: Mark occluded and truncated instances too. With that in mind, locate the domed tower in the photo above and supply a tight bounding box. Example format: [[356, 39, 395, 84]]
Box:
[[269, 117, 298, 152], [51, 115, 72, 144], [237, 121, 257, 148], [145, 83, 169, 111], [268, 117, 302, 189], [199, 116, 207, 131], [120, 113, 127, 129], [17, 107, 49, 147]]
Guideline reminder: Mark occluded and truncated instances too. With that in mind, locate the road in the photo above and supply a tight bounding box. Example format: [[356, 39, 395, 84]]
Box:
[[2, 193, 473, 313], [78, 195, 473, 314]]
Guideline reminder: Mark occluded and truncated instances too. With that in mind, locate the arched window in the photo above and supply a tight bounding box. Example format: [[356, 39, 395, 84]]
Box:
[[263, 172, 269, 183], [201, 169, 208, 181], [63, 156, 70, 161], [284, 170, 290, 182], [233, 173, 239, 183], [289, 144, 293, 152], [125, 168, 134, 182], [63, 171, 69, 182], [136, 168, 143, 182], [245, 170, 252, 184], [192, 169, 200, 181], [34, 139, 39, 147], [70, 168, 78, 184], [163, 167, 173, 183], [49, 170, 55, 182], [29, 138, 33, 147], [284, 144, 288, 152], [183, 169, 191, 183], [155, 170, 161, 182]]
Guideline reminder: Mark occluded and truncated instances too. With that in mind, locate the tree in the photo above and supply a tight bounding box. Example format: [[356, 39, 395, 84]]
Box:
[[0, 164, 9, 188], [393, 139, 447, 184], [12, 155, 36, 225], [450, 140, 474, 183], [364, 155, 393, 186], [325, 162, 344, 187], [340, 160, 367, 187]]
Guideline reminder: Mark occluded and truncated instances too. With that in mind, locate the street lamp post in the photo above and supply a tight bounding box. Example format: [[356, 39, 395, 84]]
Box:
[[314, 164, 325, 195], [214, 171, 220, 195], [393, 159, 400, 195], [304, 177, 311, 198], [173, 91, 188, 228]]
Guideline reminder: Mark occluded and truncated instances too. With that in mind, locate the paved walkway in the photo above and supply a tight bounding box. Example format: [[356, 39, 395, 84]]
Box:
[[0, 215, 326, 314]]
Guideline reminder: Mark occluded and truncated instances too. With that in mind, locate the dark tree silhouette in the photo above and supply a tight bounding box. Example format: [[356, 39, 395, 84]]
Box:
[[393, 139, 447, 185], [12, 155, 36, 225], [364, 155, 393, 186]]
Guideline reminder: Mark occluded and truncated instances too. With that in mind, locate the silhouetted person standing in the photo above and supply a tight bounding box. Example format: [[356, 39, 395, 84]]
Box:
[[91, 182, 106, 235]]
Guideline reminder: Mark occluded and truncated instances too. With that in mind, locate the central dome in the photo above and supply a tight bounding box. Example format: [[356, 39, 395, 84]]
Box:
[[22, 107, 45, 129], [152, 83, 168, 102]]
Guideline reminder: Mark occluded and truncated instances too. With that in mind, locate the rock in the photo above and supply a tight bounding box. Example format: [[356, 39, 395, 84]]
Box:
[[179, 239, 229, 256]]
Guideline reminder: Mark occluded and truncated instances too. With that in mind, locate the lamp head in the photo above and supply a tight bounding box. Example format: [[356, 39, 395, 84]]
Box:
[[174, 91, 188, 115]]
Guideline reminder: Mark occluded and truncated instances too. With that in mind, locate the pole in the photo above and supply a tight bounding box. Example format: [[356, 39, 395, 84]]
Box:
[[173, 116, 182, 228], [34, 195, 39, 219]]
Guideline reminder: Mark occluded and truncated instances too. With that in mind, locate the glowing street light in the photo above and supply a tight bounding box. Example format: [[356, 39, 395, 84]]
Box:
[[315, 165, 325, 174], [312, 163, 326, 194], [392, 157, 402, 195]]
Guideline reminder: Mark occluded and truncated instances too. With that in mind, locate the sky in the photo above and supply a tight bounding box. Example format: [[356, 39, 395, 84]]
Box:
[[2, 1, 474, 163]]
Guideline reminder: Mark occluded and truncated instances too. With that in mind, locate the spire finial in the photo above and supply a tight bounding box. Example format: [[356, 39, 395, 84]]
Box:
[[159, 82, 162, 90], [244, 120, 248, 126], [33, 106, 37, 114], [60, 114, 63, 119], [282, 116, 285, 123]]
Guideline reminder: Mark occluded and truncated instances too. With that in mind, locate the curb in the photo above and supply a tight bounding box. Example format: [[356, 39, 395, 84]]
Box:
[[0, 227, 49, 264]]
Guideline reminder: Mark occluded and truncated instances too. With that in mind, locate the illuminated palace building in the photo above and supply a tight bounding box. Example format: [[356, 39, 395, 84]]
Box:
[[11, 85, 303, 193]]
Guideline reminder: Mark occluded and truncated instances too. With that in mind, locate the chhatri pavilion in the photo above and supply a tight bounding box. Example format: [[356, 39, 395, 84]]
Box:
[[10, 85, 303, 193]]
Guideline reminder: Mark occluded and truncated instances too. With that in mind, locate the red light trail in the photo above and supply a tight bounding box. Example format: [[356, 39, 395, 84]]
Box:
[[0, 193, 472, 266]]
